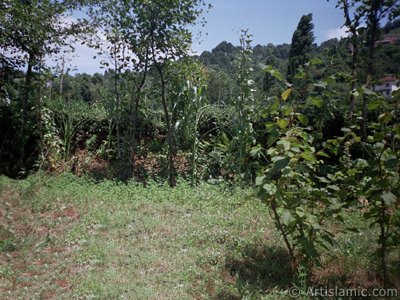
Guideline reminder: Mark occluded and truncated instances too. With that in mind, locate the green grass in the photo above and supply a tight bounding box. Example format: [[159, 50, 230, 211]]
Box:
[[0, 174, 279, 299], [0, 173, 398, 299]]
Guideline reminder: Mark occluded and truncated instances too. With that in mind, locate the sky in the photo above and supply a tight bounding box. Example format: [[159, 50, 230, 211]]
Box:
[[65, 0, 348, 74], [191, 0, 347, 53]]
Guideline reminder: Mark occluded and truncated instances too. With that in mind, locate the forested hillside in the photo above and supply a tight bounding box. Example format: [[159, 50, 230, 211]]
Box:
[[1, 0, 400, 298]]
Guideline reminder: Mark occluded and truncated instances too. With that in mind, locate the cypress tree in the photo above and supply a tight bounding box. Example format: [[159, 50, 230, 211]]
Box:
[[287, 14, 315, 82]]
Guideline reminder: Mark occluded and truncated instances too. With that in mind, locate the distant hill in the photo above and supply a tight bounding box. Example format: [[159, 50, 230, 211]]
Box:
[[196, 21, 400, 104]]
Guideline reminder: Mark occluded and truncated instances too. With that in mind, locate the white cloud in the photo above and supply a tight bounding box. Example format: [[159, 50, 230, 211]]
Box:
[[325, 26, 350, 40]]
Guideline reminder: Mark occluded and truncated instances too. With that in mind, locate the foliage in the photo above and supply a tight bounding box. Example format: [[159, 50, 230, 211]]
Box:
[[1, 1, 400, 293], [339, 107, 400, 287], [39, 105, 64, 171], [258, 59, 400, 286], [256, 82, 347, 270], [231, 30, 257, 182], [169, 58, 208, 186]]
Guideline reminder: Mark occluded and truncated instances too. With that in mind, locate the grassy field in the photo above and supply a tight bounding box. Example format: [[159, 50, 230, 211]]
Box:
[[0, 174, 398, 299]]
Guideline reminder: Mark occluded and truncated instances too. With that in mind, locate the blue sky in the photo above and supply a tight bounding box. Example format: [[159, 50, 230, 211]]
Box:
[[191, 0, 346, 52], [66, 0, 347, 74]]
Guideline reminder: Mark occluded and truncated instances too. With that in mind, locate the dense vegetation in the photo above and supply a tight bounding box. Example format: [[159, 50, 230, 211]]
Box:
[[1, 0, 400, 298]]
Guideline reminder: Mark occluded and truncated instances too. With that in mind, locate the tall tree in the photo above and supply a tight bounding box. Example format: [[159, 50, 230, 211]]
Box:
[[85, 0, 158, 172], [145, 0, 208, 187], [287, 14, 315, 82], [85, 0, 208, 185]]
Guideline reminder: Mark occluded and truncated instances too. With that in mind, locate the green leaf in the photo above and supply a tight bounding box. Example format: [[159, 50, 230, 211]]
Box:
[[295, 207, 306, 218], [273, 157, 290, 172], [265, 66, 284, 82], [277, 119, 289, 129], [301, 151, 316, 162], [373, 132, 385, 142], [299, 237, 318, 258], [267, 127, 280, 147], [297, 114, 309, 126], [281, 88, 292, 101], [378, 112, 392, 124], [281, 210, 294, 226], [328, 185, 340, 191], [277, 140, 291, 152], [316, 151, 330, 158], [384, 159, 398, 170], [314, 81, 328, 89], [341, 127, 352, 133], [317, 176, 330, 183], [354, 159, 368, 169], [351, 89, 360, 98], [362, 86, 375, 95], [309, 58, 323, 65], [282, 105, 293, 117], [265, 122, 275, 130], [263, 183, 277, 195], [294, 70, 306, 79], [382, 191, 397, 206], [250, 145, 263, 157], [269, 98, 280, 112], [367, 99, 383, 110], [255, 176, 265, 186], [309, 96, 323, 109]]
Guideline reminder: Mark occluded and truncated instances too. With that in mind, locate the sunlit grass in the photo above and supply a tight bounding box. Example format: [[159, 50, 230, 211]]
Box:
[[1, 173, 397, 299]]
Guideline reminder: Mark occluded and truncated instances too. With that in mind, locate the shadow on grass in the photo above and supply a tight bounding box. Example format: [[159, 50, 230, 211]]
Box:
[[215, 244, 295, 299], [77, 158, 161, 184]]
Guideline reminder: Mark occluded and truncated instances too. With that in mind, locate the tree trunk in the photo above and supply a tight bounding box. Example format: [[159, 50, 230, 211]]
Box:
[[342, 0, 358, 120], [18, 52, 36, 173], [59, 56, 65, 98], [114, 70, 121, 159], [362, 7, 379, 141], [380, 199, 388, 289], [129, 52, 149, 179], [271, 196, 294, 261], [22, 52, 35, 118], [129, 93, 139, 177], [156, 64, 176, 187]]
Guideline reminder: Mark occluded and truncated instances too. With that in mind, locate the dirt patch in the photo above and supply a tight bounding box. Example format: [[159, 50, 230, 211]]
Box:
[[70, 149, 190, 182]]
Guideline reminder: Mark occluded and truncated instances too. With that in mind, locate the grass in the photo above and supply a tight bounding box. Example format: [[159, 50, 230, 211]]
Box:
[[0, 173, 398, 299]]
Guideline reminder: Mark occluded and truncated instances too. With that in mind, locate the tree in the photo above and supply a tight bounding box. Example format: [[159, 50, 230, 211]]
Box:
[[0, 0, 78, 116], [141, 0, 208, 187], [287, 14, 315, 82], [359, 0, 399, 140], [84, 0, 208, 185], [0, 0, 81, 176], [83, 0, 152, 168]]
